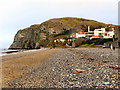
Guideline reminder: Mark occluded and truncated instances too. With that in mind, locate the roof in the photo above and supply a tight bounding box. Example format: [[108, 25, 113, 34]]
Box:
[[92, 36, 103, 38], [104, 33, 107, 35], [110, 29, 114, 31], [116, 25, 120, 29], [77, 32, 86, 34]]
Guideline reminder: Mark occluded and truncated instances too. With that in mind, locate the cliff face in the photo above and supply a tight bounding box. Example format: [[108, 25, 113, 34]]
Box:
[[9, 17, 113, 49]]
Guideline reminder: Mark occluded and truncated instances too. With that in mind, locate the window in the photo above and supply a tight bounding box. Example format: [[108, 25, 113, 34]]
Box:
[[98, 33, 103, 36], [104, 33, 107, 36], [53, 31, 56, 33]]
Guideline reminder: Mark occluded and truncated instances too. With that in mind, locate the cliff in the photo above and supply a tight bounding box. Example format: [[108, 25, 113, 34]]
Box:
[[9, 17, 114, 49]]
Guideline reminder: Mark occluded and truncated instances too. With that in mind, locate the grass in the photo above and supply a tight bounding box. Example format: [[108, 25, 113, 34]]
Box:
[[79, 44, 103, 48], [93, 45, 104, 48], [78, 38, 112, 48]]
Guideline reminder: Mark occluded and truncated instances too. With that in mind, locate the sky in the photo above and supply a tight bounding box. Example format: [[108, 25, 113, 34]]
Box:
[[0, 0, 119, 48]]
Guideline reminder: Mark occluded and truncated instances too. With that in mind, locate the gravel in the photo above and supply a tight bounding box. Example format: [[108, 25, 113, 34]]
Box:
[[5, 48, 119, 89]]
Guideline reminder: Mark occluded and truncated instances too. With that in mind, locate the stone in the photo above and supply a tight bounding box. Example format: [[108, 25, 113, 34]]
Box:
[[75, 69, 86, 73], [68, 63, 73, 65], [72, 70, 79, 74], [72, 69, 86, 74], [109, 66, 120, 70], [103, 82, 110, 85]]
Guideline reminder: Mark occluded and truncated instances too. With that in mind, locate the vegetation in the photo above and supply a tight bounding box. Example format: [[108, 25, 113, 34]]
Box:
[[79, 38, 113, 48], [79, 44, 103, 48]]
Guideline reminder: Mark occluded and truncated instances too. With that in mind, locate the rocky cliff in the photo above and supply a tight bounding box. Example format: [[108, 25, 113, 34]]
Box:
[[9, 17, 114, 49]]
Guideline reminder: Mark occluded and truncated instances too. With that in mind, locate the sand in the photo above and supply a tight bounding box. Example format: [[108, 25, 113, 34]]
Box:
[[2, 48, 59, 88]]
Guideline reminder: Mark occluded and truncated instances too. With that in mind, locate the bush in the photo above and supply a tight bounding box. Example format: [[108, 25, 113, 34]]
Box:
[[81, 38, 113, 45], [79, 38, 113, 48], [94, 45, 104, 48], [79, 44, 89, 47], [82, 39, 93, 44], [89, 43, 95, 47]]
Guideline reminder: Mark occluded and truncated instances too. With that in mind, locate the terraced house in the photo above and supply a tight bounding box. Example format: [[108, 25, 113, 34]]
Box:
[[92, 28, 115, 39], [74, 27, 115, 39]]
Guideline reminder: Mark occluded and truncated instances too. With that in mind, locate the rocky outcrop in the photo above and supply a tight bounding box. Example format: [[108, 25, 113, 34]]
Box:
[[9, 17, 115, 49]]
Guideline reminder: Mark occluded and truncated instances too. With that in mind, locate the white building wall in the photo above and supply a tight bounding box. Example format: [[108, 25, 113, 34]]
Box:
[[76, 33, 86, 38], [94, 28, 106, 36], [107, 31, 115, 38]]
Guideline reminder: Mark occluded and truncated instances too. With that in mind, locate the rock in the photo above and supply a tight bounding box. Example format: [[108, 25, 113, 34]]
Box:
[[72, 69, 86, 74], [88, 58, 94, 61], [72, 70, 79, 74], [96, 76, 99, 79], [68, 63, 73, 65], [112, 80, 115, 83], [75, 69, 86, 73], [102, 60, 108, 63], [103, 82, 110, 85], [92, 67, 95, 69], [109, 66, 120, 70]]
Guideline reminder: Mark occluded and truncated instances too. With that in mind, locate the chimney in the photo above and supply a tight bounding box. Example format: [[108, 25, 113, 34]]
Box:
[[88, 26, 90, 32]]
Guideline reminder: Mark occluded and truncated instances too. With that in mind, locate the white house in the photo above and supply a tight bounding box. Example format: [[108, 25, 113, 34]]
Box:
[[106, 29, 115, 38], [86, 26, 94, 38], [94, 28, 106, 36], [94, 28, 115, 38], [60, 39, 66, 42], [76, 32, 86, 38], [70, 33, 76, 38]]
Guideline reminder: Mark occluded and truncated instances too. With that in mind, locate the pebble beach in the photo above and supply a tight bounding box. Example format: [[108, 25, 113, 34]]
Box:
[[2, 48, 119, 89]]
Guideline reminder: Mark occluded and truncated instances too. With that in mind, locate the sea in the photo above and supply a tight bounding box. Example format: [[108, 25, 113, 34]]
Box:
[[0, 48, 47, 56], [0, 48, 19, 56]]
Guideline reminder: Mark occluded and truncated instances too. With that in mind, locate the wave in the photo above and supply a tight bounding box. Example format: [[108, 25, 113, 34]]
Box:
[[0, 48, 19, 56]]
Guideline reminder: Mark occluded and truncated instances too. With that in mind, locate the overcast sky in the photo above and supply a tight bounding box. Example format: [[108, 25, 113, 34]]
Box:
[[0, 0, 119, 48]]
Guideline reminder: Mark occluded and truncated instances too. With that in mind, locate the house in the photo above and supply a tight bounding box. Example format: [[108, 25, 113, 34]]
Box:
[[103, 32, 108, 38], [54, 39, 60, 42], [94, 28, 106, 36], [60, 39, 65, 42], [54, 40, 57, 42], [86, 32, 94, 38], [70, 33, 76, 38], [86, 26, 94, 38], [76, 32, 86, 38], [94, 28, 115, 39], [106, 28, 115, 38], [54, 38, 66, 43], [69, 26, 115, 40]]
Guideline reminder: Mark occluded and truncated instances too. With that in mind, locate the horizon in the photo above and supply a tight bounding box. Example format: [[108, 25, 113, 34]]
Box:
[[0, 0, 119, 48]]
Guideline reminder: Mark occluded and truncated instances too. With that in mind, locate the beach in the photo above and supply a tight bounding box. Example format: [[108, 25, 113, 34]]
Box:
[[2, 48, 119, 88], [2, 48, 59, 88]]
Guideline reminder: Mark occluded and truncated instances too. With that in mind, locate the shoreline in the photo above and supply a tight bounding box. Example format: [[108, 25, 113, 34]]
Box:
[[1, 46, 114, 56], [2, 48, 51, 62], [1, 48, 49, 56]]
